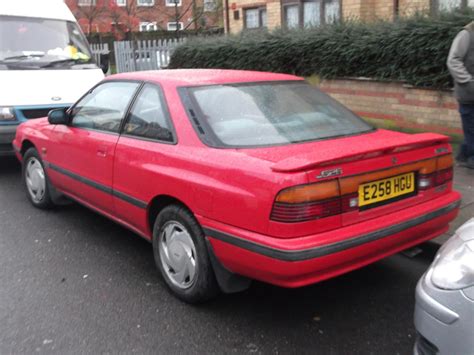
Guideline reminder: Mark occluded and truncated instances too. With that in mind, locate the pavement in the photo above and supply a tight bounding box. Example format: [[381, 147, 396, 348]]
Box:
[[435, 163, 474, 244], [0, 158, 472, 355]]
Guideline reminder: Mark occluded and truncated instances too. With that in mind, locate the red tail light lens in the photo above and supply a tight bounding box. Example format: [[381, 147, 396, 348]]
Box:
[[271, 192, 359, 223], [435, 167, 453, 185], [418, 167, 453, 191], [271, 198, 341, 223]]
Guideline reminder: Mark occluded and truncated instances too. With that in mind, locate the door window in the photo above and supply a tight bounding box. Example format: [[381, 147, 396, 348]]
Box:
[[123, 84, 175, 142], [71, 81, 140, 133]]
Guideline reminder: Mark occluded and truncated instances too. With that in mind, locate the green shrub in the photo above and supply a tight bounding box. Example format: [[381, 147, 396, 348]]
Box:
[[169, 10, 474, 89]]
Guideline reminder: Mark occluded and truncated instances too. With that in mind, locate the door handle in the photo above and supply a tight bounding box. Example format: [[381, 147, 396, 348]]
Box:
[[97, 149, 107, 158]]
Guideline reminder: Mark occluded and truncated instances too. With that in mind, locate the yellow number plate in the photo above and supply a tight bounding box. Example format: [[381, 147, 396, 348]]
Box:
[[358, 172, 415, 208]]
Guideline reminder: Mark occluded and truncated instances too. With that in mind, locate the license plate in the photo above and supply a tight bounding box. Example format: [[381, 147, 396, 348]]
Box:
[[358, 172, 415, 208]]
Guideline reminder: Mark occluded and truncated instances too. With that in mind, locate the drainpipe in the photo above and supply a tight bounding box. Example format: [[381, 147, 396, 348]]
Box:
[[224, 0, 230, 34]]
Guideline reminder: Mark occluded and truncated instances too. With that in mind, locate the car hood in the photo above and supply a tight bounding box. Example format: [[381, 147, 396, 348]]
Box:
[[238, 129, 449, 172], [0, 69, 104, 106]]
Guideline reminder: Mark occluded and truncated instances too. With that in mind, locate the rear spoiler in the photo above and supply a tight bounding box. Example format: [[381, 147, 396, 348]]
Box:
[[271, 132, 450, 173]]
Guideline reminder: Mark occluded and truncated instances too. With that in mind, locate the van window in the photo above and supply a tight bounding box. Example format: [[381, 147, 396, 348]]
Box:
[[0, 16, 96, 69]]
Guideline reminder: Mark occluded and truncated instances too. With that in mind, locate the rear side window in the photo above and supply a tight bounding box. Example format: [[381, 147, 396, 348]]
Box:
[[185, 82, 373, 148], [123, 84, 174, 143], [71, 81, 140, 133]]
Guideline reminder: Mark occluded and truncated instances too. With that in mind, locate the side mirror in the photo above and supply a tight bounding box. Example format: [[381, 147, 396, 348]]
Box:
[[48, 108, 69, 125], [99, 53, 110, 74]]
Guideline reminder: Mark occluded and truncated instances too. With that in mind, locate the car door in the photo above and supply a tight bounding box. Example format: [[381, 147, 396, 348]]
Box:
[[47, 81, 141, 214], [113, 83, 177, 233]]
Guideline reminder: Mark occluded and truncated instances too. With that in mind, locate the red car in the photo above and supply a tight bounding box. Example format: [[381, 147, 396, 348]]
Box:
[[13, 70, 461, 303]]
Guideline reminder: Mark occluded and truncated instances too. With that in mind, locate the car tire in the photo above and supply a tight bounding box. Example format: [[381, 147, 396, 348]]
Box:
[[152, 204, 219, 303], [22, 147, 54, 209]]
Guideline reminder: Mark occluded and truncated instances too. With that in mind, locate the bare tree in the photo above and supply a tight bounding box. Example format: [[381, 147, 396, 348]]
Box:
[[73, 0, 107, 35], [109, 1, 150, 40], [170, 0, 199, 32]]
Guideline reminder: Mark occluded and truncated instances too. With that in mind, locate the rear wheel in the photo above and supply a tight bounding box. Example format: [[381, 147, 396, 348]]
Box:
[[152, 205, 219, 303], [22, 148, 54, 209]]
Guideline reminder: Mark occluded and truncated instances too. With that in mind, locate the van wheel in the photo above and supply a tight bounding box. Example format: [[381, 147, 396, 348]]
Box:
[[152, 205, 219, 303], [22, 148, 54, 209]]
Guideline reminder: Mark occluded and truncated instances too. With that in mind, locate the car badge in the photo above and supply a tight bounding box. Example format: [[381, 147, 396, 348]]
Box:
[[317, 168, 343, 179], [51, 96, 62, 101]]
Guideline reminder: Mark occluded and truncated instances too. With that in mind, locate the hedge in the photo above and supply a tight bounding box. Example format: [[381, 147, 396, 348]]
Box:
[[168, 10, 474, 89]]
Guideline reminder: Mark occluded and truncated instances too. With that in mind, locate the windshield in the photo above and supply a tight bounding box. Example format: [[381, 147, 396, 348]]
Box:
[[186, 82, 374, 148], [0, 15, 96, 69]]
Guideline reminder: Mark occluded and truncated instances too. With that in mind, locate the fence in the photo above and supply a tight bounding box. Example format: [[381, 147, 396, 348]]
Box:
[[113, 39, 185, 73], [90, 43, 109, 67]]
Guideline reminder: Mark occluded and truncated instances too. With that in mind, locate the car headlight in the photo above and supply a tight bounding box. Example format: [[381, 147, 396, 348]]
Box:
[[431, 218, 474, 290], [0, 107, 16, 121]]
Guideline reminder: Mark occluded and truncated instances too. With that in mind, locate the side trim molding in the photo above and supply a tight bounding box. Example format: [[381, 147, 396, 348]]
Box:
[[47, 162, 147, 209], [204, 200, 461, 262]]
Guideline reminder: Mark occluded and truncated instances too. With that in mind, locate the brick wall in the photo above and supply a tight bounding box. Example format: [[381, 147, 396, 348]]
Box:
[[398, 0, 430, 16], [318, 78, 462, 135], [266, 1, 281, 30], [342, 0, 394, 21]]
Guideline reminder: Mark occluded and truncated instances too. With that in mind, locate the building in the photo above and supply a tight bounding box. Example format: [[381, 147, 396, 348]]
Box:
[[224, 0, 474, 34], [65, 0, 222, 38]]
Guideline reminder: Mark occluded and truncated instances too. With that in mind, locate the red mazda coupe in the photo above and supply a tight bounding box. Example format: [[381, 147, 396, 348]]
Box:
[[13, 70, 461, 302]]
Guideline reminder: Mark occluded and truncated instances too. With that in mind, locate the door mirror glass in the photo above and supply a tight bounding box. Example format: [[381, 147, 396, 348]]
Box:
[[48, 108, 69, 125]]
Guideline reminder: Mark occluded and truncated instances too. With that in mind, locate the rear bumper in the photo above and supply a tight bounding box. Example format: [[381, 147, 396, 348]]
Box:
[[0, 124, 18, 156], [203, 192, 461, 287]]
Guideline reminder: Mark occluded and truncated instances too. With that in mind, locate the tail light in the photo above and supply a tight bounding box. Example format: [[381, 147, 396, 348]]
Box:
[[270, 181, 358, 223], [418, 155, 454, 191], [272, 153, 454, 223]]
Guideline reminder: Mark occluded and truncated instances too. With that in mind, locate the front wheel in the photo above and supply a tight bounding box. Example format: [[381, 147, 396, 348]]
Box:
[[152, 205, 219, 303], [22, 148, 54, 209]]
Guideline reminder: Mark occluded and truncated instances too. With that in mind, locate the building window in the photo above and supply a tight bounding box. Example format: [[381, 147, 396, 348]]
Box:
[[115, 0, 126, 6], [137, 0, 154, 5], [433, 0, 474, 12], [303, 1, 320, 27], [244, 7, 267, 29], [284, 5, 299, 29], [203, 0, 216, 12], [167, 22, 184, 31], [282, 0, 340, 29], [139, 22, 158, 31], [78, 0, 96, 6], [166, 0, 182, 6]]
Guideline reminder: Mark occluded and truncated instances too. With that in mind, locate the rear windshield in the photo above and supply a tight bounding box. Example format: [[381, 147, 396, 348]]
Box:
[[185, 82, 373, 148]]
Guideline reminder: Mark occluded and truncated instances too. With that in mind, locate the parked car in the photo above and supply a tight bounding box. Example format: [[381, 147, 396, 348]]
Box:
[[0, 0, 105, 157], [13, 70, 461, 303], [414, 218, 474, 355]]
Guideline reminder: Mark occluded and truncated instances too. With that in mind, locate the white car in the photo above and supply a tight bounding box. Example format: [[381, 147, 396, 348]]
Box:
[[414, 218, 474, 355]]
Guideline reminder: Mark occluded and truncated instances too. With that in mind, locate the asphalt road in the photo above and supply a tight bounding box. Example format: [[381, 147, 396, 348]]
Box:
[[0, 157, 440, 355]]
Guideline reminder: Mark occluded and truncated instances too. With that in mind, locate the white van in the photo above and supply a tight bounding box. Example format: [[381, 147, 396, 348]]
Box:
[[0, 0, 106, 156]]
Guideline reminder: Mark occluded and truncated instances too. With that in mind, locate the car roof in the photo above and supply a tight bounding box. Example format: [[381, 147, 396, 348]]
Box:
[[105, 69, 304, 87]]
